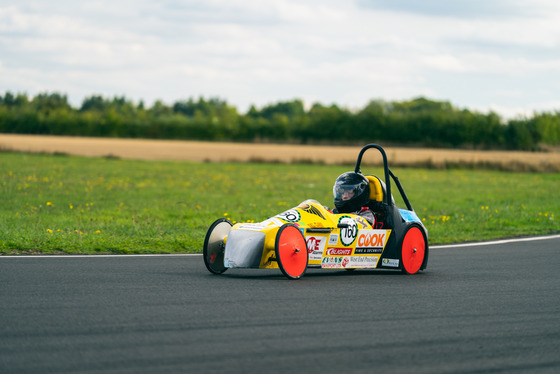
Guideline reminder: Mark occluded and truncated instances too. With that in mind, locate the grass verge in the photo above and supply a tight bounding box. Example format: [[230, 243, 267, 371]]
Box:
[[1, 152, 558, 254]]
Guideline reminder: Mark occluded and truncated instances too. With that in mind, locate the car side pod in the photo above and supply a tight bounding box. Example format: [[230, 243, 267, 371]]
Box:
[[203, 218, 232, 274], [274, 223, 309, 279]]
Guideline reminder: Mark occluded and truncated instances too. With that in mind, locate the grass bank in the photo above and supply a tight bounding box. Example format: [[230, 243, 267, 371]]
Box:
[[1, 152, 558, 254]]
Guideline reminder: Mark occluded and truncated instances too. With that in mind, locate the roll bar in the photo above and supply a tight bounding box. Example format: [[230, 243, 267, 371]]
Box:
[[354, 144, 413, 211]]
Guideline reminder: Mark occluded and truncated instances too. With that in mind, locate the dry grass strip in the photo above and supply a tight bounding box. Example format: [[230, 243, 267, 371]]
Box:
[[1, 134, 559, 172]]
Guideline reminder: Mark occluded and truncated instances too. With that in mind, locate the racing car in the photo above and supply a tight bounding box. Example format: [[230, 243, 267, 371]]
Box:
[[203, 144, 428, 279]]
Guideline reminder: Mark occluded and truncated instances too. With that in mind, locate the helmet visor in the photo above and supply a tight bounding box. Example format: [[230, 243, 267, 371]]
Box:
[[334, 185, 356, 201], [334, 180, 367, 201]]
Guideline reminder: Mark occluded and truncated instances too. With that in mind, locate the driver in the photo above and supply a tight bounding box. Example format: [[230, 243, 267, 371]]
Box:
[[332, 172, 375, 225]]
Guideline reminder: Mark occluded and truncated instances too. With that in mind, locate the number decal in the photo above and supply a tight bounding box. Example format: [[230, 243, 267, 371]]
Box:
[[339, 216, 357, 246], [276, 209, 301, 223]]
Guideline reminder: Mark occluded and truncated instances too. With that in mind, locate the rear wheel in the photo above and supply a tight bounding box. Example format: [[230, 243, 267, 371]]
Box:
[[400, 225, 426, 274], [275, 224, 308, 279], [203, 218, 232, 274]]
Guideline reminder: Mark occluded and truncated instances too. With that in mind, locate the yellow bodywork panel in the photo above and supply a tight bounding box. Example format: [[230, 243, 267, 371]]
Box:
[[224, 199, 392, 270]]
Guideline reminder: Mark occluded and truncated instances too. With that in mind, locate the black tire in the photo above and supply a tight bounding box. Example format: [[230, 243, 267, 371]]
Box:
[[203, 218, 232, 274]]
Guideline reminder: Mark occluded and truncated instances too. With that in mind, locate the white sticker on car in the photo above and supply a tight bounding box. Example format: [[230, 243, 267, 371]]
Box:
[[382, 258, 400, 268]]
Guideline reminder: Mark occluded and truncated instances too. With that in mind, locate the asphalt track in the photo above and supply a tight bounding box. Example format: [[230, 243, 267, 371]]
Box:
[[1, 236, 559, 374]]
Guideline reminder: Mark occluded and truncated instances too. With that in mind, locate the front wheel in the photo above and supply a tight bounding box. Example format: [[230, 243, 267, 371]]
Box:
[[203, 218, 232, 274], [275, 224, 308, 279], [400, 225, 427, 274]]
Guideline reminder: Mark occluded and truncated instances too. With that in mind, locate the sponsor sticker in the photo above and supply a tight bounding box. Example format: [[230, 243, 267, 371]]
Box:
[[356, 229, 390, 249], [305, 236, 327, 261], [354, 216, 372, 228], [321, 255, 380, 269], [321, 256, 343, 268], [354, 247, 383, 254], [382, 258, 400, 268], [237, 223, 268, 231], [328, 233, 339, 245], [344, 256, 380, 268], [325, 247, 352, 256]]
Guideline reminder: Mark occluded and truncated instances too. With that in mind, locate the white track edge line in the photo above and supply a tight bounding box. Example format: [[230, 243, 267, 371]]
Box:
[[431, 233, 560, 249]]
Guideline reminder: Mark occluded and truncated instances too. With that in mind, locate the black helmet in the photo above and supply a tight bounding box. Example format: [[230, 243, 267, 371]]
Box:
[[333, 172, 370, 213]]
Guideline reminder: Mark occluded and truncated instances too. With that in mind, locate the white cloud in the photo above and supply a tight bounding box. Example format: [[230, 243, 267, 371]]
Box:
[[0, 0, 559, 118]]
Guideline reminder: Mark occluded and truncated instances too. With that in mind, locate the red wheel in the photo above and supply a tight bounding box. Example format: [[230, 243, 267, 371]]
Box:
[[203, 218, 232, 274], [400, 225, 426, 274], [275, 224, 308, 279]]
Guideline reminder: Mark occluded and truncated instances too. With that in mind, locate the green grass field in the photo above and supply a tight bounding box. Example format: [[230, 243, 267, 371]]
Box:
[[1, 152, 558, 254]]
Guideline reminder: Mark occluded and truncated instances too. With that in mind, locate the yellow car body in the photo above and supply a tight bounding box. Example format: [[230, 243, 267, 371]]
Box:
[[224, 199, 392, 270]]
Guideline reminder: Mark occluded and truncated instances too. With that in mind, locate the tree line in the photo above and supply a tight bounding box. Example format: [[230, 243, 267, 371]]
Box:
[[1, 91, 559, 150]]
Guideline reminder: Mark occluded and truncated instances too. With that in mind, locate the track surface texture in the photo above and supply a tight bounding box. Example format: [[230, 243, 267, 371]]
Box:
[[1, 236, 559, 374]]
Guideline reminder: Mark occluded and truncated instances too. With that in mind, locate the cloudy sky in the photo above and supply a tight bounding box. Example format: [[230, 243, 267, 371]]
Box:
[[1, 0, 559, 118]]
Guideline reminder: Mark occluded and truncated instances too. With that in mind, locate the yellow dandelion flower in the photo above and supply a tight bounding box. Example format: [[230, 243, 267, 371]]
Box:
[[46, 202, 53, 207], [46, 229, 53, 234]]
